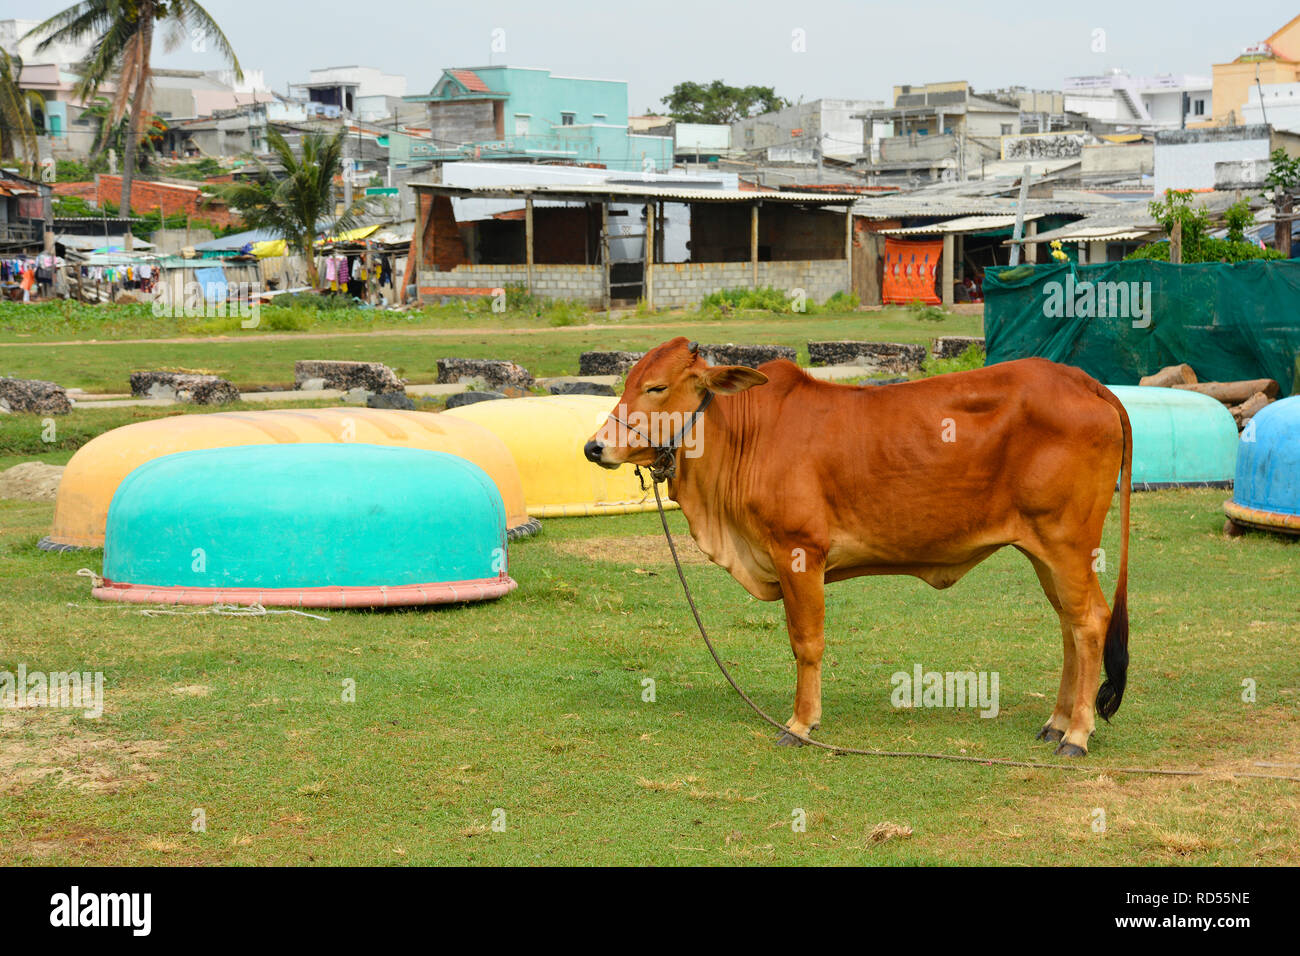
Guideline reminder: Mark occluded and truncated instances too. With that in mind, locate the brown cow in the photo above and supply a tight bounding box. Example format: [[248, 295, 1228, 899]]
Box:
[[584, 337, 1132, 756]]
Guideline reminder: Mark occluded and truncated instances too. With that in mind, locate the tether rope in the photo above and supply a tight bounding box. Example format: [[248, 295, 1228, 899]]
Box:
[[649, 481, 1300, 785]]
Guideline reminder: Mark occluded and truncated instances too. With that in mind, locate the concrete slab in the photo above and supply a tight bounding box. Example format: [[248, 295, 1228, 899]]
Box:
[[538, 375, 619, 389], [70, 397, 179, 409], [405, 383, 468, 397], [239, 388, 346, 403]]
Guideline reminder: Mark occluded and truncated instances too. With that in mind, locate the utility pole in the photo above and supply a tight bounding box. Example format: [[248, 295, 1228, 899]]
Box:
[[1008, 164, 1032, 266]]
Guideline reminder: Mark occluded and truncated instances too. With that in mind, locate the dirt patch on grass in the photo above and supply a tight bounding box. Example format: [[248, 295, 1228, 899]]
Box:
[[551, 534, 711, 566], [998, 722, 1300, 862], [0, 711, 167, 794], [0, 462, 63, 502]]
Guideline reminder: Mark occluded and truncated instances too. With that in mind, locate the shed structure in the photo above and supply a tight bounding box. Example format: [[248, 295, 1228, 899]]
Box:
[[407, 182, 860, 309]]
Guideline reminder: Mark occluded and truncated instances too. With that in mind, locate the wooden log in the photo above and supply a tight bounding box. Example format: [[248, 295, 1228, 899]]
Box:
[[1139, 363, 1198, 388], [1172, 379, 1280, 404], [1229, 391, 1272, 427]]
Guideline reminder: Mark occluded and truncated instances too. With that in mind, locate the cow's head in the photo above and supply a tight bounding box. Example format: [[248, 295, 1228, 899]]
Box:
[[583, 336, 767, 469]]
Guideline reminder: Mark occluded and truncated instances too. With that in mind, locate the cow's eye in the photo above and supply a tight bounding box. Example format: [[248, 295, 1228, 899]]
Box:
[[645, 385, 668, 394]]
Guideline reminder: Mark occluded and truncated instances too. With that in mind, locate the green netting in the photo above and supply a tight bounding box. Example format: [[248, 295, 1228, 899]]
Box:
[[984, 260, 1300, 396]]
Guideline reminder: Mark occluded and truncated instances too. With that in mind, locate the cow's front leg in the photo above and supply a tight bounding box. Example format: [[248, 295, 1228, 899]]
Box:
[[773, 548, 826, 746]]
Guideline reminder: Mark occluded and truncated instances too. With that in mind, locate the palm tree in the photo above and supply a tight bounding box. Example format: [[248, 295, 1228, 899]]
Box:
[[25, 0, 240, 215], [214, 126, 360, 288], [0, 50, 42, 168], [80, 94, 164, 165]]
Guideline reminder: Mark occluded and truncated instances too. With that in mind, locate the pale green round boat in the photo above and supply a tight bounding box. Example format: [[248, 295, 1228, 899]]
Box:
[[95, 443, 516, 608], [1107, 386, 1239, 490]]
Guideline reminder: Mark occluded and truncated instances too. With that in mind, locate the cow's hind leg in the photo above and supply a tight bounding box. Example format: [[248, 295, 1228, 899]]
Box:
[[1045, 560, 1110, 757], [1024, 553, 1075, 745], [774, 552, 826, 747]]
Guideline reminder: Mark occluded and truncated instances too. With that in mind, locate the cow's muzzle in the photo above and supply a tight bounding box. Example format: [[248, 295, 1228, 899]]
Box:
[[584, 439, 620, 469]]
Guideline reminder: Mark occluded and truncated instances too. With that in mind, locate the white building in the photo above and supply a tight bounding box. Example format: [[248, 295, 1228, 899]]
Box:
[[0, 18, 94, 67], [1065, 70, 1211, 129], [732, 98, 885, 163], [674, 123, 730, 161], [1152, 124, 1300, 194], [290, 66, 409, 122], [1243, 82, 1300, 134]]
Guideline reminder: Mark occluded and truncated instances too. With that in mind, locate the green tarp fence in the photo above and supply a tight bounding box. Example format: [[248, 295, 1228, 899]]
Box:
[[984, 260, 1300, 396]]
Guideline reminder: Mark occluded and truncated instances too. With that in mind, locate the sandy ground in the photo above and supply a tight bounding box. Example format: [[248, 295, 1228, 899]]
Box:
[[0, 462, 64, 501]]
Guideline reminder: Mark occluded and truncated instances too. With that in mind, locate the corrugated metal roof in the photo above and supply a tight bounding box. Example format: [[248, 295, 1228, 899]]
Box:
[[854, 194, 1120, 219], [1014, 227, 1154, 244], [880, 213, 1043, 236], [58, 234, 155, 251], [411, 182, 861, 204]]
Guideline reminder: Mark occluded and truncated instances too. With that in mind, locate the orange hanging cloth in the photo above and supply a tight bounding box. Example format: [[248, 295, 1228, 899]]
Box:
[[882, 238, 942, 305]]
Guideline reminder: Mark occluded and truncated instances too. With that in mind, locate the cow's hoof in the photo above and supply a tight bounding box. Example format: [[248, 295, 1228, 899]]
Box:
[[775, 731, 806, 747], [1036, 725, 1065, 743], [1054, 741, 1087, 758]]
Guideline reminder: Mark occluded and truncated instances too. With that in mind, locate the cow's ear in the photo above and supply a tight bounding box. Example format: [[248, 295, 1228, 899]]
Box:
[[698, 365, 768, 395]]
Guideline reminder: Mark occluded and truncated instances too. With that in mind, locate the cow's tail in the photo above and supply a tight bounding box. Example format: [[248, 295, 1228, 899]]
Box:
[[1095, 389, 1131, 721]]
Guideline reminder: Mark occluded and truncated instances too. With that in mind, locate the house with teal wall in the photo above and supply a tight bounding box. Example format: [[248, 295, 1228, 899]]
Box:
[[400, 66, 672, 172]]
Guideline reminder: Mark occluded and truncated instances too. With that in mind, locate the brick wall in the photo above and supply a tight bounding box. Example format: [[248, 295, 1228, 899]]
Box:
[[418, 194, 469, 271], [67, 174, 239, 227], [52, 181, 97, 200]]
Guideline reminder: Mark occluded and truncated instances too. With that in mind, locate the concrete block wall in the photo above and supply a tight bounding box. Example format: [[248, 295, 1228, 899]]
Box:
[[419, 259, 849, 309], [651, 260, 850, 309], [419, 264, 605, 304]]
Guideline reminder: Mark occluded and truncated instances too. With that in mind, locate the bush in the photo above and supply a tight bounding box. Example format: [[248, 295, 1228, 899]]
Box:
[[167, 158, 227, 181], [819, 290, 860, 312], [1125, 238, 1282, 263], [907, 300, 948, 322], [265, 292, 359, 312], [55, 158, 95, 182], [699, 286, 793, 313], [918, 344, 985, 377], [546, 299, 587, 327]]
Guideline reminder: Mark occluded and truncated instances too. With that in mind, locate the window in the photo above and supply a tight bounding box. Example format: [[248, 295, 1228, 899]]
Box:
[[515, 114, 530, 136], [1193, 99, 1205, 116], [1001, 124, 1013, 135], [561, 112, 575, 126]]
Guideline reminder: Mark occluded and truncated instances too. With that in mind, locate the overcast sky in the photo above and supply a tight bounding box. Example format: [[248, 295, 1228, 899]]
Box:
[[17, 0, 1290, 110]]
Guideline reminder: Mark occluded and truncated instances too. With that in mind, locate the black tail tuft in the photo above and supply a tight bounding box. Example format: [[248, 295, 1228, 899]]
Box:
[[1095, 590, 1129, 721]]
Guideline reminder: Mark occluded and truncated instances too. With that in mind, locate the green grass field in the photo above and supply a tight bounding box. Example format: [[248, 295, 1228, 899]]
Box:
[[0, 300, 980, 393], [1, 302, 1296, 866], [1, 486, 1297, 865]]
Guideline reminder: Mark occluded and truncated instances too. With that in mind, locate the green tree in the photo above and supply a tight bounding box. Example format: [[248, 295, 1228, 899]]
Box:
[[1126, 190, 1281, 263], [1223, 199, 1254, 244], [0, 50, 42, 168], [212, 126, 359, 288], [660, 80, 790, 124], [25, 0, 241, 215], [1263, 147, 1300, 196], [79, 94, 164, 165]]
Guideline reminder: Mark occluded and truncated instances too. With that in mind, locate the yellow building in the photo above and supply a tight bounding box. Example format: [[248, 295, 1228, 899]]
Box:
[[1212, 14, 1300, 125]]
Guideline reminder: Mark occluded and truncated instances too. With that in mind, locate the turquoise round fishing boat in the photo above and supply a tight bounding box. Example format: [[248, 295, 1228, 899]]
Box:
[[95, 443, 516, 607], [1224, 396, 1300, 535], [1107, 386, 1239, 489]]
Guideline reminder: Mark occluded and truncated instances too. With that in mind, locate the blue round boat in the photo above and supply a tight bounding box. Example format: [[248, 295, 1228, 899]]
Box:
[[1107, 386, 1239, 489], [1224, 396, 1300, 535], [95, 443, 516, 607]]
